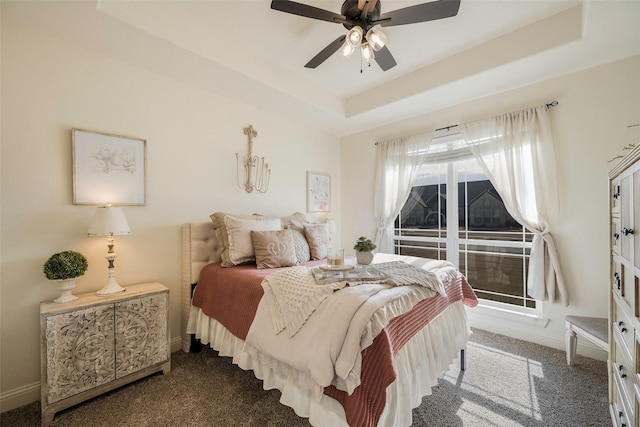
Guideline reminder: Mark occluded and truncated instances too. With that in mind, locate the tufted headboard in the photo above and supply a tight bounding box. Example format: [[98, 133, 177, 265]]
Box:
[[180, 212, 309, 352], [180, 221, 223, 352]]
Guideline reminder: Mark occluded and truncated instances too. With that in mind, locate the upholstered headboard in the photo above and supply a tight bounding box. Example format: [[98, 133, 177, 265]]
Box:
[[180, 221, 223, 352], [180, 212, 311, 352]]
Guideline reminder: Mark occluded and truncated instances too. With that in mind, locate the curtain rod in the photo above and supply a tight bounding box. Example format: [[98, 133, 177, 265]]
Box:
[[375, 101, 559, 144], [433, 101, 559, 132]]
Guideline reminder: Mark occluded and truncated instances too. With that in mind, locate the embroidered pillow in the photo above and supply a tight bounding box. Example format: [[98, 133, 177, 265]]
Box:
[[223, 215, 282, 266], [251, 230, 297, 269], [303, 223, 330, 260]]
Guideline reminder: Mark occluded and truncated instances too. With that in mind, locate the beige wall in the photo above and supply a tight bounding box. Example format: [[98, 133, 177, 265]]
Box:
[[0, 4, 340, 410], [3, 0, 640, 414], [340, 54, 640, 354]]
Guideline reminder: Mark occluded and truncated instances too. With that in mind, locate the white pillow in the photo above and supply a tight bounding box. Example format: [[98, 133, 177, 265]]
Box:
[[223, 215, 282, 266]]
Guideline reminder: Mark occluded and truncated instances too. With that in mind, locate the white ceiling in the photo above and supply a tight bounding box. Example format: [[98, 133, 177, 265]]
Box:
[[14, 0, 640, 137]]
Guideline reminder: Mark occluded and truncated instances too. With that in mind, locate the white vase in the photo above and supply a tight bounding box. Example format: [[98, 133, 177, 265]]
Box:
[[356, 251, 374, 265], [53, 279, 79, 304]]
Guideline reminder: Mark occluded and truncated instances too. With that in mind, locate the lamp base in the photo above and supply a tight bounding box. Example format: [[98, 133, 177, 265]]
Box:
[[96, 268, 126, 296]]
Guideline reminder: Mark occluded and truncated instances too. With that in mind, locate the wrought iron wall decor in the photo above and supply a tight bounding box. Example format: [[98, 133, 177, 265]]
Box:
[[236, 124, 270, 193]]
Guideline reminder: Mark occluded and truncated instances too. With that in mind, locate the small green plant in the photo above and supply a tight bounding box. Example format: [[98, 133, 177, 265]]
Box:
[[353, 236, 376, 252], [43, 250, 88, 280]]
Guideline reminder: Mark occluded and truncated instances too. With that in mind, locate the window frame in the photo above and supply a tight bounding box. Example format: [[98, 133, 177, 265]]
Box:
[[393, 132, 543, 319]]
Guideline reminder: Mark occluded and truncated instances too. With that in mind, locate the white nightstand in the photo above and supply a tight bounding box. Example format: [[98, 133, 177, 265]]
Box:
[[40, 282, 170, 426]]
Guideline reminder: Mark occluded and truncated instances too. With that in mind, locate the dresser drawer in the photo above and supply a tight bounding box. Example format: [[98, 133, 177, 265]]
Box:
[[613, 216, 622, 255], [614, 338, 635, 413], [612, 258, 625, 300], [613, 300, 635, 360], [612, 179, 621, 215], [612, 371, 633, 427]]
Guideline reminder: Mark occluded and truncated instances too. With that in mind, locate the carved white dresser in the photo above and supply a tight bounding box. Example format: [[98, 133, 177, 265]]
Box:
[[40, 282, 170, 426], [609, 145, 640, 427]]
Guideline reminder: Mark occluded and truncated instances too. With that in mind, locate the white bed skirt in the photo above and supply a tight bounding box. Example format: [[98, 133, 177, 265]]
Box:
[[187, 301, 471, 427]]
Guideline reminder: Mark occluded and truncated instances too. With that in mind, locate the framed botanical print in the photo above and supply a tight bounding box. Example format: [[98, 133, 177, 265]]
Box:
[[72, 128, 147, 205], [306, 171, 330, 213]]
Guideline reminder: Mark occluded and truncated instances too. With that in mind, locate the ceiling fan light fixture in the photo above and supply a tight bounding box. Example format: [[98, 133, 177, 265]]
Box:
[[361, 42, 374, 61], [346, 26, 363, 48], [340, 41, 357, 58], [366, 26, 386, 51]]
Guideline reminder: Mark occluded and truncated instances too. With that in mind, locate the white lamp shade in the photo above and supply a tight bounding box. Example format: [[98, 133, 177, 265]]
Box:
[[87, 206, 132, 236]]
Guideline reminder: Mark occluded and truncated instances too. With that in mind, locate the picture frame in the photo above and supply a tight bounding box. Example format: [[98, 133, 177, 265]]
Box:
[[72, 128, 147, 205], [306, 171, 331, 213]]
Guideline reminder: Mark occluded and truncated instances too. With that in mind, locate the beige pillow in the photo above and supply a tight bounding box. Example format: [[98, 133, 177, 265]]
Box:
[[223, 215, 282, 266], [251, 230, 297, 269], [304, 223, 330, 260], [210, 212, 264, 265], [280, 212, 307, 229]]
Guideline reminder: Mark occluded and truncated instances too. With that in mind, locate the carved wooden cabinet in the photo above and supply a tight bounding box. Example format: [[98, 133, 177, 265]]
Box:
[[40, 282, 170, 425], [609, 146, 640, 427]]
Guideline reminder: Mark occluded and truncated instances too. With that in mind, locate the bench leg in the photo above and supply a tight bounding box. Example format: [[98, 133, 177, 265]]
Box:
[[565, 329, 577, 366], [460, 349, 466, 371]]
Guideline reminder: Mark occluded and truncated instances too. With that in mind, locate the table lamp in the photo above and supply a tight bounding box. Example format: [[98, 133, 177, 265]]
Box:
[[87, 206, 132, 296]]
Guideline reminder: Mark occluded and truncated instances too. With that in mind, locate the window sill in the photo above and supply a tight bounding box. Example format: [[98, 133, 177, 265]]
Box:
[[466, 301, 549, 328]]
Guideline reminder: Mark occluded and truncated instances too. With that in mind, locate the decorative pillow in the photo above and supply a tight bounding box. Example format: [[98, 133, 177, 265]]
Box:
[[223, 215, 282, 266], [304, 223, 330, 260], [280, 212, 307, 229], [251, 230, 297, 269], [290, 229, 311, 263], [210, 212, 264, 264]]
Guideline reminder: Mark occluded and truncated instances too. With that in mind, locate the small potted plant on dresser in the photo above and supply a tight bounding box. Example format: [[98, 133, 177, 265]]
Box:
[[354, 236, 376, 265], [43, 250, 88, 303]]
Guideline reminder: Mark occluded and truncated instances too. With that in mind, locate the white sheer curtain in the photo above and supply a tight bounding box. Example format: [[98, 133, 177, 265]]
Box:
[[460, 105, 567, 305], [373, 133, 433, 253]]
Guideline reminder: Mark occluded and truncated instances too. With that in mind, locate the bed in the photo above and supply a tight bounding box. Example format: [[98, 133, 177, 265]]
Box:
[[181, 214, 478, 427]]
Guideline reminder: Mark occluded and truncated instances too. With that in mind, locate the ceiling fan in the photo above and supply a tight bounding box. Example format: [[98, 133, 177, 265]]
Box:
[[270, 0, 461, 72]]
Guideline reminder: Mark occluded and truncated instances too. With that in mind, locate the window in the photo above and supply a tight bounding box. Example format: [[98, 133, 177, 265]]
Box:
[[394, 133, 536, 311]]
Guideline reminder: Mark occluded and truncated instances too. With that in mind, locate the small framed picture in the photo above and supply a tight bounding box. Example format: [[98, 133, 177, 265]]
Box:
[[72, 128, 147, 205], [307, 171, 330, 213]]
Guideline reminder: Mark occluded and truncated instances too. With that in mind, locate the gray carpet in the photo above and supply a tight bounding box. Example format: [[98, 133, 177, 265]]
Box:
[[1, 328, 609, 426]]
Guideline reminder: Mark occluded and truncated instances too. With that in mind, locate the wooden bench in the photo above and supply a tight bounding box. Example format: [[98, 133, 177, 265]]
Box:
[[565, 315, 608, 365]]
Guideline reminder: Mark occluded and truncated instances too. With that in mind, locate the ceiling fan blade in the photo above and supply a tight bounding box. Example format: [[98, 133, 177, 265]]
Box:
[[375, 0, 461, 27], [271, 0, 346, 24], [374, 45, 397, 71], [305, 35, 347, 68]]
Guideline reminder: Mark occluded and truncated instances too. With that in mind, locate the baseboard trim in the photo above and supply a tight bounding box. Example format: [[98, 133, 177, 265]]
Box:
[[0, 381, 40, 413], [469, 315, 607, 362], [171, 336, 182, 353], [1, 336, 185, 413]]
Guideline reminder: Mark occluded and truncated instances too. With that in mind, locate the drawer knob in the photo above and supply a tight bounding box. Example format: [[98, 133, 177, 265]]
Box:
[[619, 364, 627, 378], [618, 321, 627, 332], [622, 227, 634, 236], [614, 233, 620, 241]]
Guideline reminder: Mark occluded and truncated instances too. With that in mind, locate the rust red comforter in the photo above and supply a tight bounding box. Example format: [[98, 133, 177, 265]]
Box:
[[191, 261, 477, 427]]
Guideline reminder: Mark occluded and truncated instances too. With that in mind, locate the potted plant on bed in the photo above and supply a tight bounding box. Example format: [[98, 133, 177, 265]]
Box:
[[353, 236, 376, 265], [43, 250, 88, 304]]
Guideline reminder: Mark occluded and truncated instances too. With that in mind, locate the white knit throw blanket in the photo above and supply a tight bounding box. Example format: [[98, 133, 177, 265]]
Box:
[[262, 260, 457, 338], [375, 260, 456, 297], [261, 266, 346, 338]]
